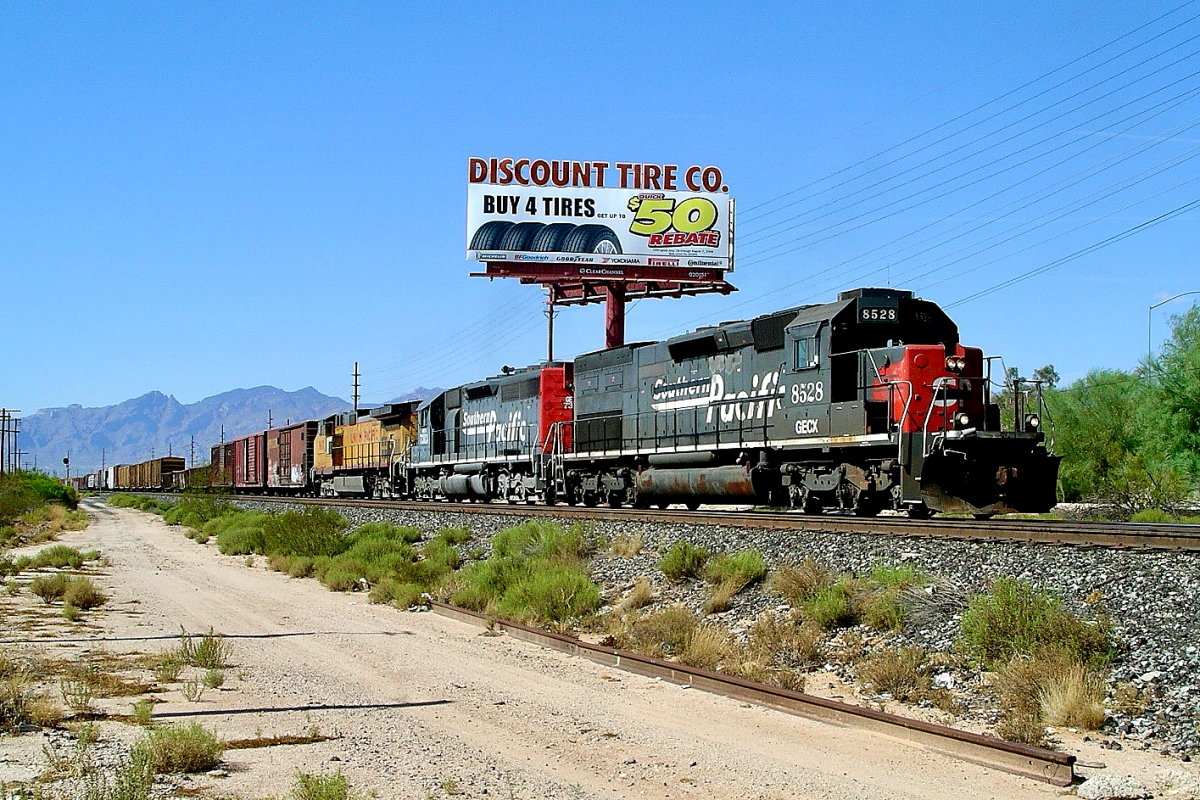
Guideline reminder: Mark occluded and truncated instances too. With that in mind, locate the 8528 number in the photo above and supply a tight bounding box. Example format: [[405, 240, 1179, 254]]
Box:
[[791, 382, 824, 404]]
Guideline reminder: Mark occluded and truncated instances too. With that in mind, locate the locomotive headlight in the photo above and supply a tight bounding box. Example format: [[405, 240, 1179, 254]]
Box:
[[956, 412, 971, 428], [945, 356, 965, 373], [1024, 413, 1041, 431]]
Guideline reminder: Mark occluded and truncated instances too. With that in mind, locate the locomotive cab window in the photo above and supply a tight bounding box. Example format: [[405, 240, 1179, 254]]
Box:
[[791, 324, 821, 370]]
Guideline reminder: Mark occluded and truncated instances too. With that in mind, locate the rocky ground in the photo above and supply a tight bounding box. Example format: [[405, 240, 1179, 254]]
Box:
[[1, 499, 1198, 800]]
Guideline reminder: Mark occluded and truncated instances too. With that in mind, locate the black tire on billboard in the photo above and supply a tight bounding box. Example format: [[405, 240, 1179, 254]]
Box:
[[498, 221, 546, 251], [563, 224, 622, 254], [529, 222, 576, 252], [469, 220, 516, 250]]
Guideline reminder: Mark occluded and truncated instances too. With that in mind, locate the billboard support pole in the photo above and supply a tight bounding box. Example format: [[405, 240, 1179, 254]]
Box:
[[604, 283, 626, 349], [545, 290, 557, 362]]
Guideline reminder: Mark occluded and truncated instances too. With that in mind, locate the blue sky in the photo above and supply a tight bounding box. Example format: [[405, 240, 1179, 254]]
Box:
[[3, 1, 1198, 414]]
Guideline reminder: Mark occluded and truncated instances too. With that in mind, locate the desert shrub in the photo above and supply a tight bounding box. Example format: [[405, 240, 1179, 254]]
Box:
[[857, 647, 931, 702], [658, 541, 709, 582], [369, 579, 425, 607], [179, 628, 232, 669], [0, 676, 33, 731], [799, 582, 860, 629], [163, 494, 237, 530], [493, 562, 600, 623], [292, 770, 349, 800], [132, 722, 224, 773], [491, 520, 591, 562], [1, 471, 78, 521], [261, 507, 348, 557], [108, 494, 173, 513], [30, 544, 96, 569], [433, 526, 473, 545], [622, 606, 699, 656], [132, 699, 154, 726], [29, 573, 70, 604], [746, 613, 824, 668], [769, 559, 832, 604], [63, 577, 107, 610], [959, 578, 1111, 668], [1130, 508, 1174, 523], [704, 549, 766, 588], [152, 653, 183, 683], [210, 512, 269, 555], [349, 521, 421, 544], [702, 579, 742, 615]]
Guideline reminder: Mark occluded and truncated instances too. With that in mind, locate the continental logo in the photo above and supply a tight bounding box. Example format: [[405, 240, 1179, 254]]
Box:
[[687, 259, 722, 267], [647, 257, 680, 266]]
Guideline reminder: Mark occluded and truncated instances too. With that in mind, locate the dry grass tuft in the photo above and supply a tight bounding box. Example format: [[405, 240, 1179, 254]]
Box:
[[746, 612, 823, 668], [620, 606, 699, 657], [1037, 663, 1106, 729], [677, 625, 732, 670], [617, 578, 655, 613], [769, 559, 832, 605], [608, 532, 643, 557], [701, 579, 742, 615], [856, 646, 930, 702]]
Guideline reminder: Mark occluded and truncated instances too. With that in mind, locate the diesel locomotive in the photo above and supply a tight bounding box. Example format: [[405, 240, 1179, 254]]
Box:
[[102, 287, 1059, 518]]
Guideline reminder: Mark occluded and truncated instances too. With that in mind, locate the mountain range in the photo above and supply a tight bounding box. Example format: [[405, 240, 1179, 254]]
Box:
[[17, 385, 436, 475]]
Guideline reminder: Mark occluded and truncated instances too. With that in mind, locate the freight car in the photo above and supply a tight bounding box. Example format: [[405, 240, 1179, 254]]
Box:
[[550, 287, 1057, 517], [109, 457, 186, 491]]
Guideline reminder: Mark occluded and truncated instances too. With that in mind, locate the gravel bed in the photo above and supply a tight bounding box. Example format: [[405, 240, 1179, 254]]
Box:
[[232, 499, 1200, 759]]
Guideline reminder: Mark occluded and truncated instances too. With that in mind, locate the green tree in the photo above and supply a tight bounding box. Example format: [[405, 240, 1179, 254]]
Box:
[[1046, 370, 1185, 512], [1146, 305, 1200, 480]]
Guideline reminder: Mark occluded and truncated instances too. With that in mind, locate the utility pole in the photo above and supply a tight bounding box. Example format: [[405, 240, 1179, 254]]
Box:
[[352, 362, 360, 414], [189, 436, 195, 468], [545, 292, 558, 362], [100, 449, 106, 495], [0, 409, 19, 474], [268, 410, 273, 429]]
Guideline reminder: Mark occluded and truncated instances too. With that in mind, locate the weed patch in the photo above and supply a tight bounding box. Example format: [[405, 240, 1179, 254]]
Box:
[[133, 722, 224, 773], [658, 541, 709, 582]]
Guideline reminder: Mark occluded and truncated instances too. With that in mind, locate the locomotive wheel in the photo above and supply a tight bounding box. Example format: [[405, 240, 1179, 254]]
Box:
[[906, 503, 934, 519], [656, 501, 670, 510], [607, 493, 622, 509], [685, 500, 700, 511], [582, 492, 598, 508]]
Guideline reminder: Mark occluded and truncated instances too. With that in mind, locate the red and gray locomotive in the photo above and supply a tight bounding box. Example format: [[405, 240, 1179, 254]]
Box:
[[553, 287, 1058, 517]]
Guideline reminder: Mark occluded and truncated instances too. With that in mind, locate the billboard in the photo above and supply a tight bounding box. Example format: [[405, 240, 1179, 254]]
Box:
[[466, 158, 733, 272]]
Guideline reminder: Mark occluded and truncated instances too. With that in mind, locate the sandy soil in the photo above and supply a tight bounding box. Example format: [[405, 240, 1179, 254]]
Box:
[[5, 500, 1197, 800]]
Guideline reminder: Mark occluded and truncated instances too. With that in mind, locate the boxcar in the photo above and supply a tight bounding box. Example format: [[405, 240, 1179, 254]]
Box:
[[266, 420, 318, 493]]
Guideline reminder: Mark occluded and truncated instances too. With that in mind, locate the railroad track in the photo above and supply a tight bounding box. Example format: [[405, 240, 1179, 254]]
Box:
[[431, 600, 1076, 785], [218, 494, 1200, 552]]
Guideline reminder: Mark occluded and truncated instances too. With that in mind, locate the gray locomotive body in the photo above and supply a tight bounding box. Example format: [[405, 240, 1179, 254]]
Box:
[[556, 287, 1059, 517]]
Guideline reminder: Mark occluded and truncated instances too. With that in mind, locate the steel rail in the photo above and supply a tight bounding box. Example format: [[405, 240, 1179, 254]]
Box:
[[428, 600, 1076, 786], [229, 495, 1200, 552]]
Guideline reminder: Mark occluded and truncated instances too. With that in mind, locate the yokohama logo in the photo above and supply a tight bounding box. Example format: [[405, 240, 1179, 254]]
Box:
[[647, 258, 680, 266]]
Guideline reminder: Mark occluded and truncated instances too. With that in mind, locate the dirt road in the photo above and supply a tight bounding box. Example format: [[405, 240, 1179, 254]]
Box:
[[67, 500, 1078, 799]]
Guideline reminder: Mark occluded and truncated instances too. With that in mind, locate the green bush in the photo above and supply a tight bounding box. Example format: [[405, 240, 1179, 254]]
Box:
[[623, 607, 700, 656], [132, 722, 224, 773], [349, 521, 421, 544], [659, 541, 710, 582], [799, 584, 859, 628], [30, 544, 97, 570], [369, 579, 425, 607], [29, 573, 70, 604], [433, 526, 473, 545], [63, 577, 107, 610], [292, 770, 349, 800], [163, 494, 237, 530], [490, 520, 591, 561], [703, 549, 766, 588], [494, 562, 600, 622], [209, 512, 269, 554], [261, 507, 348, 557], [1129, 508, 1173, 523], [959, 578, 1111, 668], [108, 494, 175, 513]]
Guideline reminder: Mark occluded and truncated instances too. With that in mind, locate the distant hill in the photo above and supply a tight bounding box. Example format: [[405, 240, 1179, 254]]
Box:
[[19, 386, 352, 475]]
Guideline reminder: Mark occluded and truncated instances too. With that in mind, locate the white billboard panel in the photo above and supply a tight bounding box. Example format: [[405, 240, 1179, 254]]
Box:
[[466, 159, 733, 271]]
